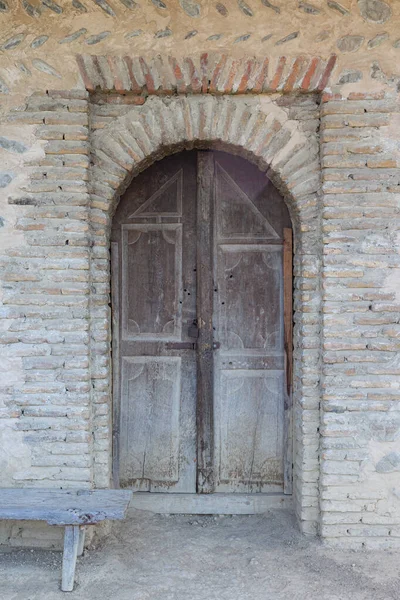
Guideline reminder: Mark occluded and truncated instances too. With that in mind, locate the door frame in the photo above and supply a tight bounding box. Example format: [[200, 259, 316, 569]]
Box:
[[283, 227, 293, 495]]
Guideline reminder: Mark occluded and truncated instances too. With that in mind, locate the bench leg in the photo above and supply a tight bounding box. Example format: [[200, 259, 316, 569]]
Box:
[[61, 525, 80, 592], [77, 526, 86, 557]]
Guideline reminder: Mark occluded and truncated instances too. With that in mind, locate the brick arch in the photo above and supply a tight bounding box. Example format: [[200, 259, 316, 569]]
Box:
[[89, 94, 322, 536], [91, 95, 320, 227]]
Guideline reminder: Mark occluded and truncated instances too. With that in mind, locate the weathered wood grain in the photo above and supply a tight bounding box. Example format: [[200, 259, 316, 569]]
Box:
[[196, 151, 215, 494], [0, 489, 132, 525], [61, 525, 80, 592]]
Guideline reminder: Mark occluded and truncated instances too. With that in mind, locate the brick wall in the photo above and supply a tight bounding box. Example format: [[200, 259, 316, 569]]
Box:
[[320, 92, 400, 547], [2, 90, 93, 490]]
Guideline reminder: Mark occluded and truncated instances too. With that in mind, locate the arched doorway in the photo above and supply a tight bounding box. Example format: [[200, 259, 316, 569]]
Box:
[[111, 149, 293, 509]]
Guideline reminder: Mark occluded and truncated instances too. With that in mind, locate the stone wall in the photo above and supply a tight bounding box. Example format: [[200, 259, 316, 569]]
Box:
[[0, 0, 399, 548], [0, 0, 399, 107]]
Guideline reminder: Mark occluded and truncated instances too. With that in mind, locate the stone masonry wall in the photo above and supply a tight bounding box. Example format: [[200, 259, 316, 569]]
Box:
[[0, 0, 400, 107]]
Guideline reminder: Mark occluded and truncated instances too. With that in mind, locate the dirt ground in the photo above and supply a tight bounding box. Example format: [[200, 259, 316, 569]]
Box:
[[0, 509, 399, 600]]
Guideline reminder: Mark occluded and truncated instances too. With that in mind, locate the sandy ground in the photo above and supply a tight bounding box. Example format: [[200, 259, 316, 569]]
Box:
[[0, 509, 399, 600]]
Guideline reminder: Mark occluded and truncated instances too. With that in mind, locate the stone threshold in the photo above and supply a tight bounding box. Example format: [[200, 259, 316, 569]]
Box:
[[129, 492, 292, 514]]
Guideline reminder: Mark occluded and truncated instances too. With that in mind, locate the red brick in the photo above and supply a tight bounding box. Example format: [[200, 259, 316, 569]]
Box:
[[139, 57, 156, 93], [284, 56, 306, 93], [123, 57, 142, 94], [76, 56, 95, 92], [269, 56, 286, 91], [367, 157, 397, 168], [107, 56, 124, 93], [301, 57, 319, 91], [347, 91, 385, 101], [237, 59, 256, 93], [209, 54, 228, 93], [92, 56, 107, 90], [154, 56, 174, 94], [254, 119, 281, 154], [184, 57, 201, 93], [252, 58, 269, 94], [169, 57, 186, 94], [224, 59, 240, 93], [321, 92, 342, 103], [200, 53, 209, 94], [317, 55, 337, 92]]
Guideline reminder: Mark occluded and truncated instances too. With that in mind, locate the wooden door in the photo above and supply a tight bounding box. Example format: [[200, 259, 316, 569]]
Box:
[[112, 153, 198, 492], [211, 152, 291, 493], [111, 150, 292, 495]]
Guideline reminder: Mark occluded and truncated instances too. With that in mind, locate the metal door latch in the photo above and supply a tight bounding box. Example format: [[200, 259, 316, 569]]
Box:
[[165, 342, 196, 350]]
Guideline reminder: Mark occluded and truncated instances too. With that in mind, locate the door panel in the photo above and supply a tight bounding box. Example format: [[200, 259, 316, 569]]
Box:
[[121, 224, 182, 340], [216, 164, 279, 241], [217, 246, 283, 352], [120, 356, 181, 485], [217, 370, 284, 490]]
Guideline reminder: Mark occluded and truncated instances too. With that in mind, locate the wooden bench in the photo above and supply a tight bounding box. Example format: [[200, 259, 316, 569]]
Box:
[[0, 488, 132, 592]]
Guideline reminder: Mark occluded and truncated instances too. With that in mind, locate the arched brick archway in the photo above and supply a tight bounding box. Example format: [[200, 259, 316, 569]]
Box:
[[89, 94, 322, 535]]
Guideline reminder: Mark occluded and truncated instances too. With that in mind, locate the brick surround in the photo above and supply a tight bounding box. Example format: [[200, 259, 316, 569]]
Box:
[[89, 93, 323, 535]]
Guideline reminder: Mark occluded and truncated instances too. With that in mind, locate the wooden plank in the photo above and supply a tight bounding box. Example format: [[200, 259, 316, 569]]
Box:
[[283, 227, 293, 495], [0, 489, 132, 525], [130, 492, 292, 514], [111, 241, 120, 489], [61, 525, 80, 592], [196, 151, 215, 494]]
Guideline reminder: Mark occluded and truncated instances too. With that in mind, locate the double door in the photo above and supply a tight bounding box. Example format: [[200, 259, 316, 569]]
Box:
[[111, 150, 292, 495]]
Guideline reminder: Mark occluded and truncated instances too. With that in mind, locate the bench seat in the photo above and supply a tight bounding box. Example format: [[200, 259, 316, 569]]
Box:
[[0, 488, 132, 591]]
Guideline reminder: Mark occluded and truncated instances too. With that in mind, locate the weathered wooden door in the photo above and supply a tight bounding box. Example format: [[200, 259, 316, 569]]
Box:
[[111, 150, 292, 496]]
